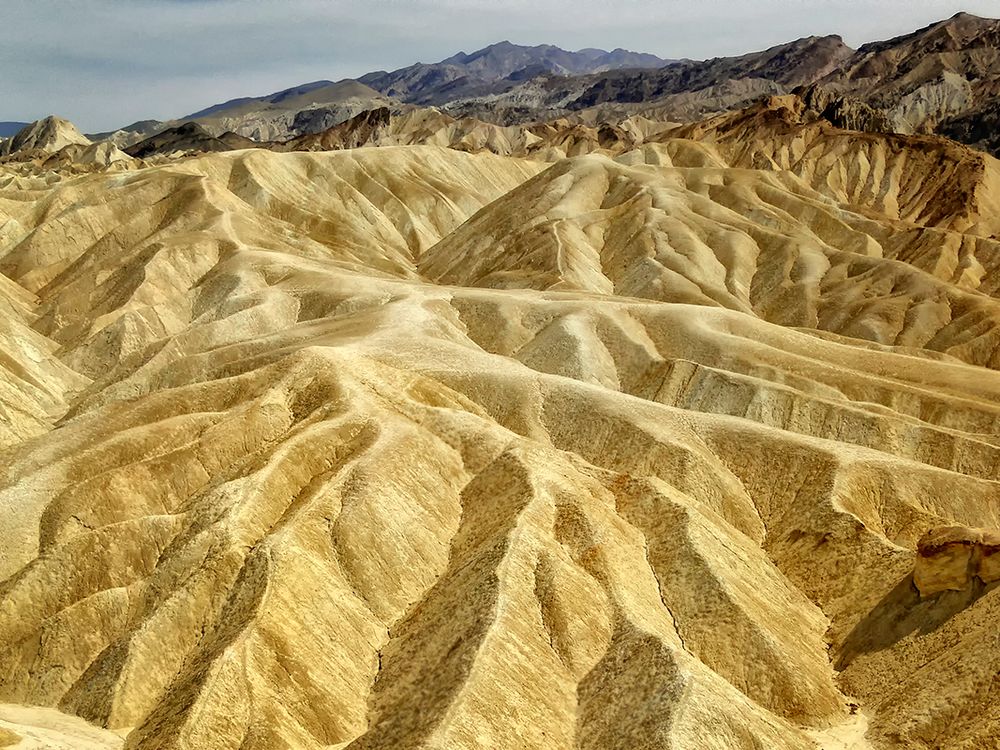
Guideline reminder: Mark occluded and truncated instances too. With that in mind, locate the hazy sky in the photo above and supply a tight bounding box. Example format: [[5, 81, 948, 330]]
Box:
[[3, 0, 996, 132]]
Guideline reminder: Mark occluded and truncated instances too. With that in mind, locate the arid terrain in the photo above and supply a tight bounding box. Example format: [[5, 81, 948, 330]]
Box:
[[2, 12, 1000, 750], [75, 12, 1000, 159]]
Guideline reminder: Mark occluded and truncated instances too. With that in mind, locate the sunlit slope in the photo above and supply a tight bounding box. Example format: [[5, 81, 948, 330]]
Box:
[[0, 147, 542, 378], [0, 142, 998, 749], [423, 150, 1000, 367], [0, 256, 87, 449], [671, 95, 1000, 236]]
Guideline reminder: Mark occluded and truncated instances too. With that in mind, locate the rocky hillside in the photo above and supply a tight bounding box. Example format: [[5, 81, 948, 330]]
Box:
[[822, 12, 1000, 134], [70, 14, 1000, 158], [358, 40, 670, 104], [0, 117, 91, 157], [180, 79, 396, 141], [2, 93, 1000, 748], [567, 35, 853, 108]]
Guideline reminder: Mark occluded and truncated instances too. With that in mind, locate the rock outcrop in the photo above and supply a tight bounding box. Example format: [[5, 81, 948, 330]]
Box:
[[76, 141, 133, 166], [795, 84, 893, 132], [0, 116, 91, 156], [821, 13, 1000, 139], [914, 526, 1000, 597]]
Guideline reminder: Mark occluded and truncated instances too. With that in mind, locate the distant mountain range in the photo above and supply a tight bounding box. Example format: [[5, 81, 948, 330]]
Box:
[[357, 41, 673, 104], [10, 13, 1000, 158], [0, 122, 30, 138], [86, 41, 672, 145]]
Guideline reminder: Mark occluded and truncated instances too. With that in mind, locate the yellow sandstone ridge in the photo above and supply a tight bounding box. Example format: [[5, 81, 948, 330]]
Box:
[[0, 104, 999, 748]]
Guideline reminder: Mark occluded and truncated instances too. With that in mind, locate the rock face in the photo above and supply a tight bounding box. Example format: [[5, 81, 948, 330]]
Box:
[[938, 98, 1000, 156], [795, 84, 893, 132], [914, 527, 1000, 597], [571, 35, 853, 109], [822, 13, 1000, 136], [275, 106, 626, 158], [281, 106, 394, 150]]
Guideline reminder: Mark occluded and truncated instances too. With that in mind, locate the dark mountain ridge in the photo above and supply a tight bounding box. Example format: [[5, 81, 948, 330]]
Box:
[[95, 14, 1000, 158]]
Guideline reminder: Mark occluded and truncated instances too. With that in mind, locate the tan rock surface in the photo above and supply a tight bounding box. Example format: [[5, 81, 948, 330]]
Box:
[[913, 525, 1000, 596], [0, 119, 998, 749], [0, 704, 122, 749]]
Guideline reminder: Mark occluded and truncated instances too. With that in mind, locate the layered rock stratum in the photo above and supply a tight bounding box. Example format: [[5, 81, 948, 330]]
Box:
[[0, 95, 999, 750], [913, 526, 1000, 597]]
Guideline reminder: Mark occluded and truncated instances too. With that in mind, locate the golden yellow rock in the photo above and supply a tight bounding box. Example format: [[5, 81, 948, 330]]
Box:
[[914, 527, 979, 597], [0, 704, 122, 749], [0, 108, 999, 749], [914, 526, 1000, 596], [977, 532, 1000, 584]]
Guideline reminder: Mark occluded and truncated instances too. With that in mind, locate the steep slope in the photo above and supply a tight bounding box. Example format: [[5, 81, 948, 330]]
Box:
[[0, 130, 999, 750], [669, 94, 1000, 237], [421, 145, 1000, 368], [0, 271, 87, 449], [0, 175, 92, 445], [938, 97, 1000, 155], [279, 107, 558, 157], [0, 147, 544, 380], [277, 106, 643, 159], [823, 12, 1000, 136]]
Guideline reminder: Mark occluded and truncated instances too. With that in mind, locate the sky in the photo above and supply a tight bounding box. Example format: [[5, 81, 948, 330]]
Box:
[[3, 0, 997, 132]]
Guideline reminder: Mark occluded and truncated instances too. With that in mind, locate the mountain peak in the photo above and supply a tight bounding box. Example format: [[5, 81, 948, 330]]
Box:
[[940, 10, 994, 27], [0, 115, 91, 157], [854, 10, 999, 56]]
